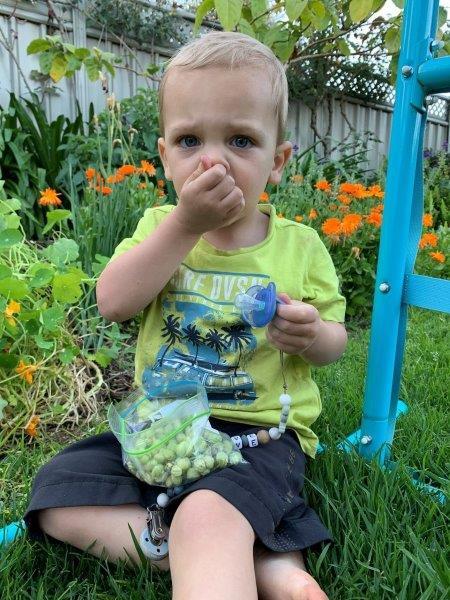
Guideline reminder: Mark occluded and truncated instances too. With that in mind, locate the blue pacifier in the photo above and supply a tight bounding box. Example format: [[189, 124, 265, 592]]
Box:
[[235, 282, 285, 327]]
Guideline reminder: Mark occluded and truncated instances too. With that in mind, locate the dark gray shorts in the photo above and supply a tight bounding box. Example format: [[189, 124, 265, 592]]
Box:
[[24, 418, 332, 553]]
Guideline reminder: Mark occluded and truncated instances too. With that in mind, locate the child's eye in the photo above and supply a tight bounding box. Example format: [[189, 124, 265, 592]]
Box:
[[178, 136, 199, 148], [232, 136, 253, 149]]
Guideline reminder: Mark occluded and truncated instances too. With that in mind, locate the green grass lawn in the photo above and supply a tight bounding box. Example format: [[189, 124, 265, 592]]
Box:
[[1, 308, 449, 599]]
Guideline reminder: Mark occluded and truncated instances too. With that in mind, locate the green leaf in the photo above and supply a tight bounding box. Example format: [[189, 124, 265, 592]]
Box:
[[4, 214, 20, 230], [39, 51, 53, 74], [194, 0, 215, 32], [438, 7, 447, 28], [24, 318, 40, 335], [273, 36, 297, 63], [41, 305, 64, 332], [42, 209, 71, 235], [42, 238, 79, 266], [385, 26, 401, 53], [87, 347, 117, 368], [215, 0, 243, 31], [285, 0, 307, 22], [0, 264, 12, 280], [50, 54, 68, 82], [29, 267, 54, 288], [0, 229, 23, 249], [251, 0, 267, 20], [52, 272, 82, 303], [0, 277, 29, 299], [84, 57, 101, 82], [338, 39, 351, 56], [59, 346, 79, 364], [392, 0, 403, 7], [35, 333, 54, 349], [0, 198, 21, 213], [74, 47, 90, 60], [0, 353, 19, 369], [349, 0, 373, 22], [27, 38, 53, 55], [238, 17, 256, 37]]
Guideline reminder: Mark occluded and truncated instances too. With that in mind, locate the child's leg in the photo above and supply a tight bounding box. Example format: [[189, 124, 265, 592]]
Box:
[[169, 489, 258, 600], [37, 504, 169, 570], [254, 544, 329, 600]]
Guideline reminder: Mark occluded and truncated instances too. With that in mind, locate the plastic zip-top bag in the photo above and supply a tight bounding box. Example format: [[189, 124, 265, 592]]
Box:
[[108, 374, 245, 488]]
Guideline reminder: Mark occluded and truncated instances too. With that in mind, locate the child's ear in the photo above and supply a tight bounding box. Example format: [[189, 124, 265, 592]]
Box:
[[157, 137, 172, 180], [268, 141, 292, 185]]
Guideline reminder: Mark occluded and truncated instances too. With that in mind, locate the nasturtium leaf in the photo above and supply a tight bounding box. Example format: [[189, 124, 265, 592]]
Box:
[[0, 353, 19, 368], [0, 229, 23, 249], [215, 0, 243, 31], [0, 198, 21, 213], [0, 277, 29, 299], [42, 209, 71, 235], [29, 267, 54, 288], [0, 264, 12, 280], [52, 272, 82, 303], [59, 346, 79, 364], [27, 38, 53, 54], [42, 238, 79, 266], [4, 214, 20, 230], [41, 305, 64, 332], [349, 0, 373, 22], [24, 319, 41, 335], [35, 333, 54, 349]]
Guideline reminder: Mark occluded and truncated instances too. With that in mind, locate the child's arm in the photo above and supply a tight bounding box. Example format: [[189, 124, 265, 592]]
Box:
[[97, 156, 245, 322], [266, 294, 347, 366]]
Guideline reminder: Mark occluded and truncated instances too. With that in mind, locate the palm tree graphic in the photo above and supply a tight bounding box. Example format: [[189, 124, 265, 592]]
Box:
[[222, 324, 254, 374], [182, 323, 204, 363], [159, 314, 184, 364], [204, 328, 228, 361]]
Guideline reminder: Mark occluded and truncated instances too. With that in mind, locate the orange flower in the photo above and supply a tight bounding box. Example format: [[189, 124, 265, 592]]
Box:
[[259, 192, 269, 202], [339, 205, 350, 213], [339, 182, 357, 195], [373, 203, 384, 213], [322, 217, 341, 236], [24, 415, 40, 438], [295, 215, 303, 223], [140, 160, 156, 176], [352, 184, 371, 199], [117, 164, 136, 177], [157, 179, 165, 189], [38, 188, 62, 207], [366, 184, 384, 198], [15, 360, 38, 385], [329, 204, 337, 211], [367, 211, 382, 227], [315, 179, 331, 192], [95, 185, 112, 195], [419, 232, 438, 249], [422, 213, 433, 227], [337, 193, 352, 205], [85, 167, 97, 180], [157, 190, 166, 198], [429, 251, 445, 263], [341, 213, 362, 236], [138, 183, 147, 189], [290, 174, 303, 183], [106, 172, 125, 184], [5, 300, 20, 326], [309, 208, 318, 220]]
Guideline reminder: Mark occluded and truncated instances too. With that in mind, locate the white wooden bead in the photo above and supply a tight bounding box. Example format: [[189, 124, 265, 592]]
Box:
[[156, 493, 170, 508], [247, 433, 258, 447], [279, 393, 292, 406], [231, 435, 243, 450], [269, 427, 281, 440], [278, 422, 287, 433], [281, 406, 290, 417]]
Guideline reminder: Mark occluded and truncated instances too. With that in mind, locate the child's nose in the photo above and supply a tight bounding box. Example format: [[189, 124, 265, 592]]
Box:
[[205, 155, 230, 175]]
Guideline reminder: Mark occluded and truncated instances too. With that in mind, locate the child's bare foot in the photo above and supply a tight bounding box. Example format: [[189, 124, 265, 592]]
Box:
[[254, 544, 329, 600]]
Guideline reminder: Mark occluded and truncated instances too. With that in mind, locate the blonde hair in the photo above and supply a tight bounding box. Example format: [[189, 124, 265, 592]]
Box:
[[158, 31, 289, 145]]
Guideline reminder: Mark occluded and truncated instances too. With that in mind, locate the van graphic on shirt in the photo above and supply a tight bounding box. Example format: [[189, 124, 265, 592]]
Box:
[[146, 263, 271, 406]]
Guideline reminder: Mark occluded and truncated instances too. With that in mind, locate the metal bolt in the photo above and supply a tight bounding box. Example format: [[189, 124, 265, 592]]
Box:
[[360, 435, 372, 445], [379, 282, 390, 293], [401, 65, 413, 78]]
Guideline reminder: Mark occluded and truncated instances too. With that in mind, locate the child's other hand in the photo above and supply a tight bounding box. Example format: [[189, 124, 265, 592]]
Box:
[[266, 293, 321, 355], [174, 155, 245, 234]]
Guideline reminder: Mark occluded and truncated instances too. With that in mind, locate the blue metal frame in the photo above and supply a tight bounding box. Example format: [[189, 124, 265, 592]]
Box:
[[1, 0, 448, 552], [341, 0, 448, 502]]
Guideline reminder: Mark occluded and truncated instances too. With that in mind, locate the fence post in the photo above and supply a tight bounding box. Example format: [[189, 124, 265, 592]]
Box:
[[71, 0, 88, 118]]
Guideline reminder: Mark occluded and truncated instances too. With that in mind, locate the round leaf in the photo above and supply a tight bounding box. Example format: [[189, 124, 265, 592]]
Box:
[[0, 229, 23, 249], [0, 277, 29, 299], [29, 267, 54, 288], [52, 272, 82, 303], [41, 305, 64, 332]]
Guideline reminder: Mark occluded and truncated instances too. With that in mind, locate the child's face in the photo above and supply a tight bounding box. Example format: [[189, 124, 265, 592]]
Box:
[[158, 66, 292, 224]]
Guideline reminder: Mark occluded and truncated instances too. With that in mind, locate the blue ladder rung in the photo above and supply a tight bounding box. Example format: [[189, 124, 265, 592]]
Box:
[[417, 55, 450, 94], [403, 274, 450, 313]]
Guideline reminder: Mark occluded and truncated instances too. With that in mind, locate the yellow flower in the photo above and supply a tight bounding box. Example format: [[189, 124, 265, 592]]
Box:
[[15, 360, 38, 385], [24, 414, 41, 437], [5, 300, 20, 326], [38, 188, 62, 207], [295, 215, 303, 223], [309, 208, 318, 220], [290, 174, 303, 183]]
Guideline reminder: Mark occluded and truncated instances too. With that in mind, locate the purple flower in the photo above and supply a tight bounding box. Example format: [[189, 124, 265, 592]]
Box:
[[423, 148, 433, 158], [442, 140, 448, 152], [292, 143, 299, 154]]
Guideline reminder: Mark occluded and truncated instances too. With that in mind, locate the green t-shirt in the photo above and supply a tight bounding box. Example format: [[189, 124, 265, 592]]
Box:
[[110, 204, 346, 458]]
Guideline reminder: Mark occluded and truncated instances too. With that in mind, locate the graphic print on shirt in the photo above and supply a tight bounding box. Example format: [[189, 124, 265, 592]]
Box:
[[149, 263, 270, 406]]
